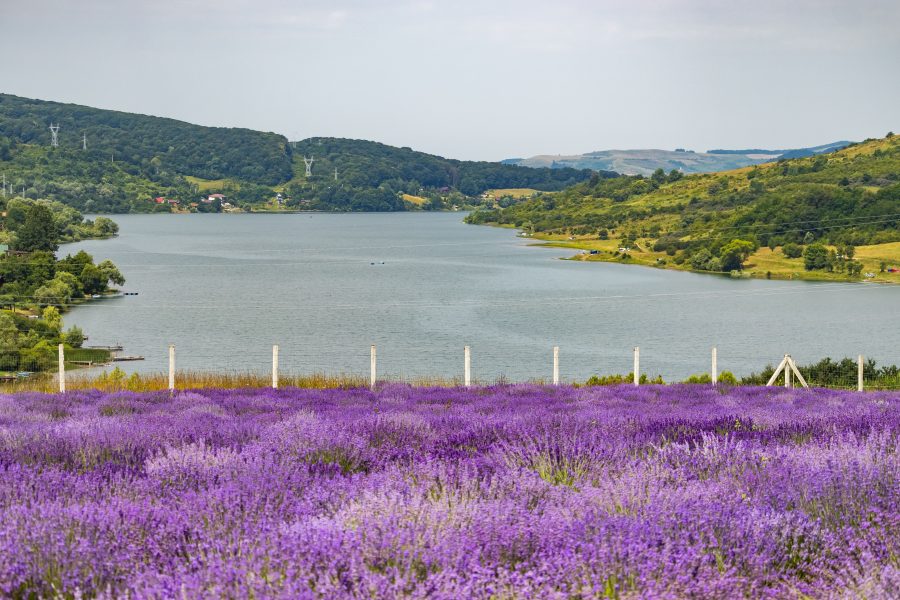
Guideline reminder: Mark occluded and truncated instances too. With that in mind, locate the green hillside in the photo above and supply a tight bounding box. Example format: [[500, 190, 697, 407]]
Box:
[[467, 133, 900, 282], [284, 138, 602, 211], [0, 94, 599, 213], [0, 94, 293, 184]]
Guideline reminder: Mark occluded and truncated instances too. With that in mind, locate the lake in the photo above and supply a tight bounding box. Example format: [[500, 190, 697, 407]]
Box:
[[62, 213, 900, 382]]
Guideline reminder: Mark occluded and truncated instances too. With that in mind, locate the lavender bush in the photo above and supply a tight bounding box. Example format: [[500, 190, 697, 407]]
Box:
[[0, 384, 897, 598]]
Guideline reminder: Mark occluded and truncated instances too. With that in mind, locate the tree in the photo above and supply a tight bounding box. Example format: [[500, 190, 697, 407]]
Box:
[[689, 248, 713, 270], [33, 279, 72, 306], [64, 326, 85, 348], [19, 340, 55, 371], [0, 313, 20, 370], [58, 250, 94, 276], [41, 306, 62, 332], [650, 168, 667, 186], [79, 263, 105, 295], [803, 243, 830, 271], [782, 243, 803, 259], [93, 217, 119, 236], [15, 204, 59, 252], [719, 239, 755, 271], [98, 260, 125, 286]]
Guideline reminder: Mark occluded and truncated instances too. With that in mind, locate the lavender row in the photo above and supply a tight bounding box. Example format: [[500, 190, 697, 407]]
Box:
[[0, 384, 897, 598]]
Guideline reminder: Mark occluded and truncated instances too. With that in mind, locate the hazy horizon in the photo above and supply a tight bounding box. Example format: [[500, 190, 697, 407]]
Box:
[[2, 0, 898, 161]]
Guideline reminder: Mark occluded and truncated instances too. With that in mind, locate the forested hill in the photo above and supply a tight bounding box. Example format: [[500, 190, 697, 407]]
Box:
[[286, 138, 602, 211], [0, 94, 600, 213], [0, 94, 293, 184], [467, 133, 900, 277]]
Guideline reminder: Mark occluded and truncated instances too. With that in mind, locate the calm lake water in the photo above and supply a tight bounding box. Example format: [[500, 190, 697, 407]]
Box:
[[63, 213, 899, 382]]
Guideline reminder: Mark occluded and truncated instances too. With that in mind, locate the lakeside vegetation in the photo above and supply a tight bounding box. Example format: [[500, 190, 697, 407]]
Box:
[[0, 197, 123, 373], [468, 134, 900, 282]]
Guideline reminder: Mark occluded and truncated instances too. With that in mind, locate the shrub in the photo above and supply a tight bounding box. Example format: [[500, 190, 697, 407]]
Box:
[[782, 243, 803, 259]]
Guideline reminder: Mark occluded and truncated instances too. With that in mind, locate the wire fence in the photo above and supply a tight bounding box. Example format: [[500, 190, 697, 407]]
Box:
[[2, 343, 898, 394]]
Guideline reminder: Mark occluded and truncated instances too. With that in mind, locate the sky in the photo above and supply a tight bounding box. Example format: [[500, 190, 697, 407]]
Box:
[[2, 0, 899, 161]]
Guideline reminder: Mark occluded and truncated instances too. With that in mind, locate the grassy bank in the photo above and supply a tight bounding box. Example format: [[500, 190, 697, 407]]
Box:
[[535, 234, 900, 283]]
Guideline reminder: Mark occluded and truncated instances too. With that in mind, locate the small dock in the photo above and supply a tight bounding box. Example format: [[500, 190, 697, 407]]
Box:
[[87, 345, 124, 352], [112, 355, 145, 362]]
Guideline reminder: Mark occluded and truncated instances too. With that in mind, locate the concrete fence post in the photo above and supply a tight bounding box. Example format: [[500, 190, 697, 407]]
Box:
[[168, 344, 175, 391], [553, 346, 559, 386], [272, 345, 279, 389], [784, 354, 791, 388], [858, 354, 864, 392], [464, 346, 471, 387], [58, 343, 65, 393], [633, 346, 640, 386], [370, 345, 377, 389], [711, 346, 718, 385]]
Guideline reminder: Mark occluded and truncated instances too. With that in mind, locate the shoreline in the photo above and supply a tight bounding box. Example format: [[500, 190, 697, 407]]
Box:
[[463, 221, 900, 285]]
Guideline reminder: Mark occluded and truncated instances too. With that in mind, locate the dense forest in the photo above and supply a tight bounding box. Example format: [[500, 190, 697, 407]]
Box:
[[0, 94, 600, 213], [467, 134, 900, 276], [0, 94, 293, 184], [286, 137, 601, 211]]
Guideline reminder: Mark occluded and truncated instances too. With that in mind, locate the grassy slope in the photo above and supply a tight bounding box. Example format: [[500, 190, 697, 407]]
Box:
[[475, 135, 900, 283]]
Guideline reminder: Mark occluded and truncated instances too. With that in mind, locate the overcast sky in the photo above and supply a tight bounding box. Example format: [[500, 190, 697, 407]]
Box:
[[2, 0, 898, 160]]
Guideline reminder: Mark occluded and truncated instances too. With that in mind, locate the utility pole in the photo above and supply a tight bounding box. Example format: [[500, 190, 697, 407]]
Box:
[[334, 167, 338, 181], [49, 123, 59, 148], [82, 133, 87, 150]]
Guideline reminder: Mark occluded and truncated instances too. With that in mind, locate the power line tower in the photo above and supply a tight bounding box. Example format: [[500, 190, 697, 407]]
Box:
[[334, 167, 338, 181], [82, 133, 87, 150], [49, 123, 60, 148], [303, 156, 314, 177]]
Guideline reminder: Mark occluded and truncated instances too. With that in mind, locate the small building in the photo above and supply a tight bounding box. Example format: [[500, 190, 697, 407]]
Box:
[[167, 198, 180, 205], [208, 193, 226, 201], [154, 197, 166, 204]]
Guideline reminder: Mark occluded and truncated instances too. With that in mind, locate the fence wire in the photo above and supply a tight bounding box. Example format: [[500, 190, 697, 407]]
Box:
[[3, 343, 898, 394]]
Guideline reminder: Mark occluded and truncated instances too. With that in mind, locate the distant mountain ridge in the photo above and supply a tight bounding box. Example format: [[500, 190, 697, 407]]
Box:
[[505, 141, 852, 177]]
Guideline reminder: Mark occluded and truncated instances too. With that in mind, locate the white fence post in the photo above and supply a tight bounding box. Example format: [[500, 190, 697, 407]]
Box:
[[633, 346, 640, 386], [168, 344, 175, 391], [711, 346, 717, 385], [553, 346, 559, 386], [58, 343, 65, 393], [272, 344, 279, 389], [464, 346, 471, 387], [784, 354, 791, 388], [858, 354, 864, 392], [370, 345, 376, 389]]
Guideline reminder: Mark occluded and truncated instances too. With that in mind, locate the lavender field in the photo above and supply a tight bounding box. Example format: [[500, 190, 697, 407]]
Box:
[[0, 385, 898, 598]]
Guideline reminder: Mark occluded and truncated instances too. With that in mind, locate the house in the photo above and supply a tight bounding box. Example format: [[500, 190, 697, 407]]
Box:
[[208, 193, 226, 201], [154, 197, 166, 204], [167, 198, 179, 205]]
